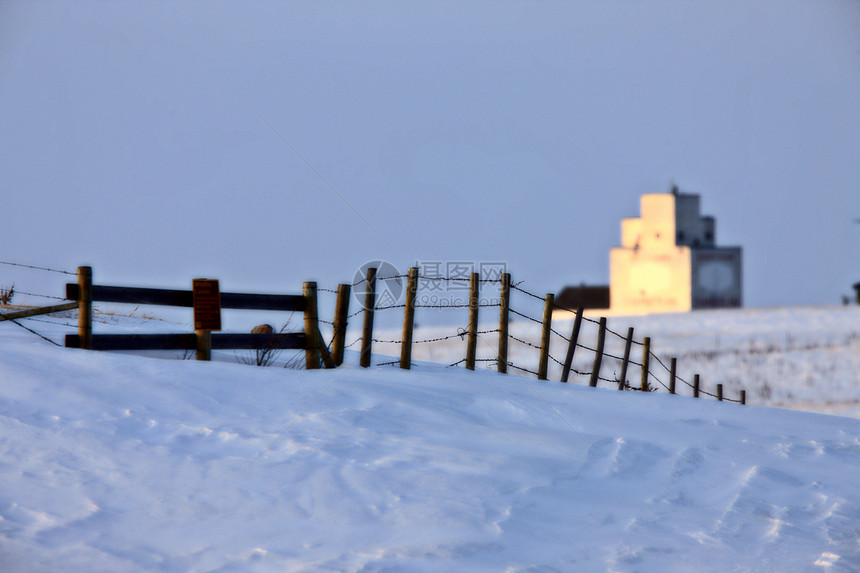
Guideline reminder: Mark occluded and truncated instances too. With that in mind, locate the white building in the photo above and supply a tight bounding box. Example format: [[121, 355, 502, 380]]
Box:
[[609, 186, 742, 314]]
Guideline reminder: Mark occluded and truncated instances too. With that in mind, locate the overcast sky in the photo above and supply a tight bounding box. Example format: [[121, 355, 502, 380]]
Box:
[[2, 0, 859, 313]]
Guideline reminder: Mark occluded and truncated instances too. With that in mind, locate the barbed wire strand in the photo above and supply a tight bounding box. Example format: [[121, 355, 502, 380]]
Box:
[[14, 290, 71, 301], [22, 316, 77, 328], [0, 260, 75, 275], [2, 318, 61, 346]]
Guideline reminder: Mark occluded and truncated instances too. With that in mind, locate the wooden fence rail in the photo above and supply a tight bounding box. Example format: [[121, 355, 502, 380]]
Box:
[[64, 266, 333, 368], [0, 302, 78, 322]]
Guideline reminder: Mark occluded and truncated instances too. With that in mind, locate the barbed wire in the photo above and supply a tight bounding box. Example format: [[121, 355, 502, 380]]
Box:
[[509, 283, 651, 347], [2, 317, 61, 346], [22, 316, 77, 328], [0, 260, 75, 275], [508, 333, 542, 351], [415, 302, 501, 309], [506, 284, 722, 395], [506, 363, 540, 377], [371, 328, 502, 346], [15, 290, 70, 301], [508, 308, 543, 326], [350, 274, 410, 288], [375, 303, 407, 312]]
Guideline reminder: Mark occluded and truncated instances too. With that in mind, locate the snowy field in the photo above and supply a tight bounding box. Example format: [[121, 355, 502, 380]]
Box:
[[1, 305, 859, 571]]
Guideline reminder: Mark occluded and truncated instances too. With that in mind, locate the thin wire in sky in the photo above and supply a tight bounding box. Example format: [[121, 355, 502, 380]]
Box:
[[257, 112, 391, 247]]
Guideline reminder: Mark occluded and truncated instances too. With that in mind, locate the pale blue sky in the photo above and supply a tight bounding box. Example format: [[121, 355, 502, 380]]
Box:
[[2, 0, 859, 313]]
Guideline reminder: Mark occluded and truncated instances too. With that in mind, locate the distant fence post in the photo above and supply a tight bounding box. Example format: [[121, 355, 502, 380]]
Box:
[[331, 284, 351, 366], [77, 266, 92, 350], [669, 357, 677, 395], [466, 272, 479, 370], [538, 293, 554, 380], [641, 337, 651, 391], [617, 326, 634, 390], [498, 273, 510, 374], [303, 282, 321, 369], [560, 307, 583, 383], [588, 317, 607, 387], [359, 267, 377, 368], [400, 267, 418, 370], [740, 390, 746, 405], [693, 374, 700, 398], [717, 384, 724, 401]]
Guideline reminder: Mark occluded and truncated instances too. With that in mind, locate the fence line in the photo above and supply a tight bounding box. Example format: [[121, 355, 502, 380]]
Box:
[[2, 262, 747, 405], [333, 267, 746, 405]]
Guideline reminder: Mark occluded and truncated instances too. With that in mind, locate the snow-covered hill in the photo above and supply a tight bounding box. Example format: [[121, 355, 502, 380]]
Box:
[[1, 305, 859, 571]]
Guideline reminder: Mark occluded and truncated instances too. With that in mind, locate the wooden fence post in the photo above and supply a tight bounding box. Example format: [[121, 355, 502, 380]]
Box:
[[400, 267, 418, 370], [466, 272, 479, 371], [195, 330, 211, 361], [640, 337, 651, 392], [192, 278, 221, 362], [617, 326, 634, 391], [740, 390, 746, 405], [303, 282, 321, 369], [331, 284, 351, 366], [669, 357, 677, 395], [498, 273, 510, 374], [538, 293, 554, 380], [588, 317, 607, 387], [717, 384, 724, 401], [560, 307, 583, 383], [360, 267, 377, 368], [693, 374, 700, 398], [77, 266, 92, 350]]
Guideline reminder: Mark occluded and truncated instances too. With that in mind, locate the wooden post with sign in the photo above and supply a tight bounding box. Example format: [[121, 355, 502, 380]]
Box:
[[192, 279, 221, 361]]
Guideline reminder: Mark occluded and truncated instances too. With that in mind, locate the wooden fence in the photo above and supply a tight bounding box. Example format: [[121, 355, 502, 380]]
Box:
[[63, 266, 334, 368], [346, 266, 746, 405], [1, 264, 744, 404]]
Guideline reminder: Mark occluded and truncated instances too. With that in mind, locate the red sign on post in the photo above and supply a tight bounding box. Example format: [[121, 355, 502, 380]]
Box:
[[192, 279, 222, 331]]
